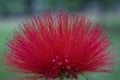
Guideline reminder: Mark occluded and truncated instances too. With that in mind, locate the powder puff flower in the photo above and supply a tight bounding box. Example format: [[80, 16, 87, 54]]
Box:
[[4, 12, 114, 80]]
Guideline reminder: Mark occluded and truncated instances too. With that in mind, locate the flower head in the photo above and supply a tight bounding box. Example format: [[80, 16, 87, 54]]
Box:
[[5, 12, 113, 80]]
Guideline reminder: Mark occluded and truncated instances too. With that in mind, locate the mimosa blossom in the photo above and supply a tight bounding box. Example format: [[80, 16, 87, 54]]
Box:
[[5, 12, 113, 80]]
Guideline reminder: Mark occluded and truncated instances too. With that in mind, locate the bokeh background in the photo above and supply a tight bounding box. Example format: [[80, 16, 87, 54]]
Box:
[[0, 0, 120, 80]]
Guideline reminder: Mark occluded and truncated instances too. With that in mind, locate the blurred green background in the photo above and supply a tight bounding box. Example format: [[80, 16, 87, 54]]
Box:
[[0, 0, 120, 80]]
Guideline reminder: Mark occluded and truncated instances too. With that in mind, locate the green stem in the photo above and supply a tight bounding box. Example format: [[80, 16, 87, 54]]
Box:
[[60, 75, 64, 80]]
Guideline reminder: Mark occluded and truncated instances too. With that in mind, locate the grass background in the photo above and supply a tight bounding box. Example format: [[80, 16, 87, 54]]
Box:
[[0, 16, 120, 80]]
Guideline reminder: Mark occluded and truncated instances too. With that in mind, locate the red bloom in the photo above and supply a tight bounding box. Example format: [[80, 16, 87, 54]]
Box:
[[5, 12, 113, 80]]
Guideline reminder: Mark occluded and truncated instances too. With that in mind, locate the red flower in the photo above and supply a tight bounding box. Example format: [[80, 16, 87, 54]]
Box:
[[5, 12, 113, 80]]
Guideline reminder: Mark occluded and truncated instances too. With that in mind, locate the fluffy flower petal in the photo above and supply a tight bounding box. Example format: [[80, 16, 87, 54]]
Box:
[[4, 12, 114, 79]]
